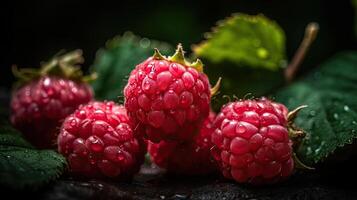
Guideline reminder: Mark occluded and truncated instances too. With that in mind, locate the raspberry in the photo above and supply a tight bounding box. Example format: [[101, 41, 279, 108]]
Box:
[[148, 112, 217, 175], [58, 101, 146, 178], [124, 45, 219, 142], [211, 98, 304, 184], [10, 50, 94, 148]]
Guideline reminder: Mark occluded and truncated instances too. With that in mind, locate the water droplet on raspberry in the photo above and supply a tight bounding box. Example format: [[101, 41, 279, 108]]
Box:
[[236, 124, 246, 134], [85, 136, 104, 153], [164, 90, 179, 109], [142, 77, 157, 94], [116, 123, 132, 141], [182, 72, 195, 89], [261, 112, 280, 126], [72, 138, 88, 156], [236, 122, 258, 139], [169, 63, 185, 77], [179, 91, 193, 108]]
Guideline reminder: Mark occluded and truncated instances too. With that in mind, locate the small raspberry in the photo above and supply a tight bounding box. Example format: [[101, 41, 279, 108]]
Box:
[[10, 50, 94, 148], [58, 101, 146, 178], [124, 45, 219, 142], [148, 112, 217, 175], [211, 98, 304, 184]]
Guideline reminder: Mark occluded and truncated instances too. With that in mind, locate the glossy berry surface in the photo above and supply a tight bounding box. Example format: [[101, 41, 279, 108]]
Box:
[[124, 56, 211, 142], [11, 76, 93, 148], [58, 101, 146, 179], [148, 112, 217, 175], [211, 99, 294, 184]]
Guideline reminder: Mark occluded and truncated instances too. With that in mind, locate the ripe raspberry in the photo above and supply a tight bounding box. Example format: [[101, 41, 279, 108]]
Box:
[[148, 112, 217, 175], [211, 98, 305, 184], [124, 45, 220, 142], [58, 101, 146, 179], [10, 50, 94, 148]]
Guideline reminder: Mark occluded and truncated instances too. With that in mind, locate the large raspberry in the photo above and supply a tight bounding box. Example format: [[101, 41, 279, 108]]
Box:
[[148, 112, 217, 175], [211, 98, 305, 184], [124, 45, 219, 142], [58, 101, 146, 179], [10, 50, 94, 148]]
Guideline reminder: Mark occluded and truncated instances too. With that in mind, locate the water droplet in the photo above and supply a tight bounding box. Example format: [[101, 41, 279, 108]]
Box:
[[6, 155, 11, 159], [333, 113, 339, 119], [140, 38, 150, 48], [256, 47, 269, 59], [171, 194, 189, 199], [309, 111, 316, 116], [344, 105, 350, 112], [352, 121, 357, 125], [315, 148, 321, 154], [160, 195, 166, 199]]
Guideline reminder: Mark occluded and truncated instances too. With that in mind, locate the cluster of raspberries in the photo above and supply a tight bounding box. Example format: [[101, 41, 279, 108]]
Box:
[[10, 46, 305, 184]]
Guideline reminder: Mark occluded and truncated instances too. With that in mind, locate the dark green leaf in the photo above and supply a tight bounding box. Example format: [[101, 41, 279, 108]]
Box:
[[91, 32, 174, 101], [0, 124, 67, 189], [194, 13, 286, 70], [276, 52, 357, 164], [192, 13, 286, 100]]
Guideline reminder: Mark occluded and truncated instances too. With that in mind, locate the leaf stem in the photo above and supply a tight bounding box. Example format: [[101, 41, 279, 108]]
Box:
[[285, 22, 319, 83]]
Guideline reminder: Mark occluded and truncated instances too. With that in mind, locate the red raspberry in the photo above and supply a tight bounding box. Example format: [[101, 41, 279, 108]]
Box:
[[211, 98, 304, 184], [124, 45, 219, 142], [10, 50, 94, 148], [58, 101, 146, 179], [148, 112, 217, 175]]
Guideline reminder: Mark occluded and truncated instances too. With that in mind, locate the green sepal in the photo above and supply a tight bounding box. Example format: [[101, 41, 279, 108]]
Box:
[[13, 50, 96, 87]]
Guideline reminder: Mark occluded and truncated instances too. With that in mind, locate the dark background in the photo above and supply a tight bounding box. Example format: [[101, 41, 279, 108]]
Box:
[[1, 0, 356, 90]]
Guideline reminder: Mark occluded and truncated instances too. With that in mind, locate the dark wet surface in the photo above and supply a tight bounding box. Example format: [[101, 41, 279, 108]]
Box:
[[2, 163, 355, 200]]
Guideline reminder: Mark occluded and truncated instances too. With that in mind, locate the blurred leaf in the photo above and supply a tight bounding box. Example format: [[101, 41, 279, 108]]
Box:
[[276, 52, 357, 165], [193, 13, 286, 70], [0, 123, 67, 190], [91, 32, 174, 101]]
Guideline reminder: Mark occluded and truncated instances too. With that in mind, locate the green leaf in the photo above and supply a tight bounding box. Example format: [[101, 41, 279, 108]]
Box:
[[91, 32, 174, 101], [275, 52, 357, 165], [194, 13, 286, 71], [0, 124, 67, 189]]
